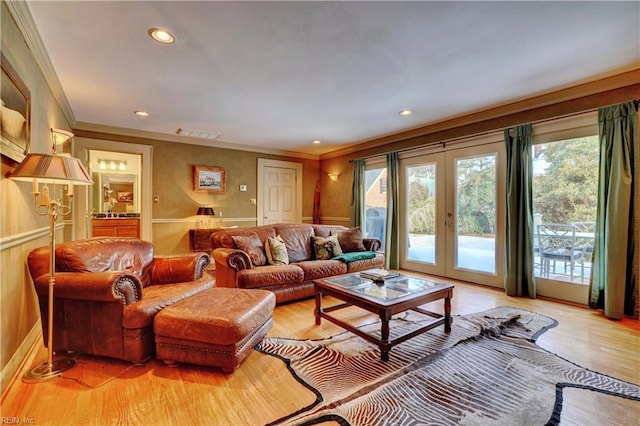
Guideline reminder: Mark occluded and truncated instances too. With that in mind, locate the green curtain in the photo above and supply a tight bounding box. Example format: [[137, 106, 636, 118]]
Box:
[[385, 152, 400, 269], [504, 124, 536, 297], [350, 159, 365, 228], [589, 101, 638, 319]]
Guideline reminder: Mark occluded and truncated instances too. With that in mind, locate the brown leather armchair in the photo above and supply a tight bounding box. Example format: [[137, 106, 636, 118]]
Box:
[[27, 238, 214, 364]]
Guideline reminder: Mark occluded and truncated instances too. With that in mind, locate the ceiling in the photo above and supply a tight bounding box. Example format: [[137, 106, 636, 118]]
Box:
[[25, 1, 639, 157]]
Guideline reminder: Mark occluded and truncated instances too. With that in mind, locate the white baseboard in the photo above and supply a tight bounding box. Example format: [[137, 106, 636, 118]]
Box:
[[1, 322, 42, 400]]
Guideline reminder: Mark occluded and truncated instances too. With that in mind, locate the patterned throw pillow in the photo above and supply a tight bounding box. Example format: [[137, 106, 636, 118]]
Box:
[[332, 227, 366, 252], [311, 235, 343, 260], [265, 235, 289, 265], [232, 234, 267, 266]]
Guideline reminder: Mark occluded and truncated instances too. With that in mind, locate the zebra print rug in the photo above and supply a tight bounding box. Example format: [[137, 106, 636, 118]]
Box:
[[256, 306, 640, 425]]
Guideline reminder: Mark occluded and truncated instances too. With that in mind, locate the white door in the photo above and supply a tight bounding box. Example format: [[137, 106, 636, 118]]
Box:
[[257, 159, 302, 225], [400, 142, 505, 288]]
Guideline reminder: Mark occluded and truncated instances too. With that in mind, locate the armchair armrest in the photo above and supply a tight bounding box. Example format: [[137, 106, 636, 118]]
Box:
[[213, 248, 252, 271], [32, 271, 142, 305], [151, 252, 210, 284], [363, 238, 382, 252]]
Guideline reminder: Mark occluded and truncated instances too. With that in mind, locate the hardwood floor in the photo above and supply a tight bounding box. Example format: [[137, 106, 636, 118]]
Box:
[[2, 277, 639, 425]]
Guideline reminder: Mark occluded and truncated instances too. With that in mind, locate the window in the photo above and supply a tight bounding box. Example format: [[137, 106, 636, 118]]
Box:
[[379, 177, 387, 194], [532, 135, 598, 284], [365, 167, 387, 245]]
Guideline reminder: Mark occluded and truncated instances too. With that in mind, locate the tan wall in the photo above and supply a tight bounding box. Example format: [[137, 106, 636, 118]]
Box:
[[150, 141, 320, 254], [318, 156, 352, 226], [1, 1, 75, 394], [74, 134, 321, 254]]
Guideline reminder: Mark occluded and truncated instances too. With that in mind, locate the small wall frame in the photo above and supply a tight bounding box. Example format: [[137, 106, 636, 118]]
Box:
[[193, 165, 226, 193]]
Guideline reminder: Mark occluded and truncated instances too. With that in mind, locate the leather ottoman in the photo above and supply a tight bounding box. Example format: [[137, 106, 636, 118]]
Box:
[[154, 288, 275, 373]]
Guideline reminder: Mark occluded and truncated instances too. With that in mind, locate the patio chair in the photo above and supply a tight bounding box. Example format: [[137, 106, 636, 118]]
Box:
[[571, 221, 596, 282], [537, 224, 584, 281]]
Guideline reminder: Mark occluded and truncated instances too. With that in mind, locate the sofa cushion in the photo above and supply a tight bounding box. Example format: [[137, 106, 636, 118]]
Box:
[[275, 224, 315, 263], [311, 235, 343, 260], [332, 227, 366, 252], [295, 259, 348, 280], [232, 234, 267, 266], [345, 253, 386, 273], [237, 264, 304, 289], [122, 278, 214, 329], [265, 235, 289, 265], [55, 238, 155, 287], [213, 226, 276, 250]]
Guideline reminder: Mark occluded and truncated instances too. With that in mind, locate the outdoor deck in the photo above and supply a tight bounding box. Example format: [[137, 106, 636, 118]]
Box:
[[407, 234, 592, 284]]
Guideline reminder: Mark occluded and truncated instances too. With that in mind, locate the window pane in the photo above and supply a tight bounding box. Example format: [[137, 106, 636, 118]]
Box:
[[365, 168, 387, 246], [407, 163, 436, 264], [532, 136, 598, 284], [455, 154, 496, 274]]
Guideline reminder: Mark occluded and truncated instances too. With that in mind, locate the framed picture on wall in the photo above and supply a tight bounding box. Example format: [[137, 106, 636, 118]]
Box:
[[1, 52, 30, 163], [193, 165, 226, 193], [117, 191, 134, 203]]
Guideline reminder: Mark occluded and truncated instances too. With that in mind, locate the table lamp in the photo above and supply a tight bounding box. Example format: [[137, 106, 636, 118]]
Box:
[[196, 206, 215, 228]]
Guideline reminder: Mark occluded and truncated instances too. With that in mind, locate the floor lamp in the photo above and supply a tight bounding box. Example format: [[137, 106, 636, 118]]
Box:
[[9, 129, 93, 382]]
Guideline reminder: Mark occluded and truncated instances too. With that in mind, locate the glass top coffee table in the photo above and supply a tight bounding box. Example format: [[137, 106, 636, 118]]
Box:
[[313, 271, 454, 361]]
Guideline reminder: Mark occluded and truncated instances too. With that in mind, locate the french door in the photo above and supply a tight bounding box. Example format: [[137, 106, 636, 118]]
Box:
[[399, 143, 505, 288]]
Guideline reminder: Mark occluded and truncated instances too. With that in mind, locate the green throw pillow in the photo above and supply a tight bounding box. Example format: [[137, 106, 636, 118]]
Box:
[[311, 235, 343, 260], [265, 235, 289, 265]]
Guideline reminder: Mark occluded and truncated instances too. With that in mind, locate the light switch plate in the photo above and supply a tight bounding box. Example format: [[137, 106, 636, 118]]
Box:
[[239, 184, 247, 192]]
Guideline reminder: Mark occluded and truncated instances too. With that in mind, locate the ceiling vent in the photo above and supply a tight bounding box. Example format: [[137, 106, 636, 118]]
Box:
[[176, 128, 220, 140]]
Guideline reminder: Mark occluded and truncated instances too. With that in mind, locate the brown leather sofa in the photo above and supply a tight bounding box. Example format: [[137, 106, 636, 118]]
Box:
[[211, 223, 384, 304], [27, 237, 214, 364]]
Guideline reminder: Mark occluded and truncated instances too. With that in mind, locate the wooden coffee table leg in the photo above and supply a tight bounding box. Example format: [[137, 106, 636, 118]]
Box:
[[314, 290, 322, 325], [444, 295, 452, 333], [380, 311, 391, 361]]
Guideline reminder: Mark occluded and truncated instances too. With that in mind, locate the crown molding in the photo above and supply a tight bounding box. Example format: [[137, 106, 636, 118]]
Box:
[[5, 0, 77, 127], [73, 122, 320, 161], [320, 69, 640, 160]]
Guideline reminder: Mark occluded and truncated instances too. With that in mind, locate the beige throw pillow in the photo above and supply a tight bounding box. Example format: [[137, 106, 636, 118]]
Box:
[[232, 234, 267, 266], [265, 235, 289, 265]]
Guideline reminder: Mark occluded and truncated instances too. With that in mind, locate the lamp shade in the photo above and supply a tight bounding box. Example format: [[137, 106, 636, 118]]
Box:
[[9, 153, 93, 185], [196, 207, 215, 216]]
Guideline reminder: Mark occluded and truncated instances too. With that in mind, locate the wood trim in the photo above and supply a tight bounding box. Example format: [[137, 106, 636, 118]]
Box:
[[0, 323, 41, 401], [0, 224, 64, 251], [73, 125, 320, 161], [4, 0, 76, 127], [321, 73, 640, 160]]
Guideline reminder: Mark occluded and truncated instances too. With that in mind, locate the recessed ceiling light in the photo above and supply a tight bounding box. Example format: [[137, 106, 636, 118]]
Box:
[[312, 140, 321, 144], [134, 110, 149, 117], [399, 109, 413, 116], [148, 28, 175, 44]]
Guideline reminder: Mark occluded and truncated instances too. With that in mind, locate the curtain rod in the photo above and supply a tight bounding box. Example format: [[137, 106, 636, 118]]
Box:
[[348, 99, 638, 163]]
